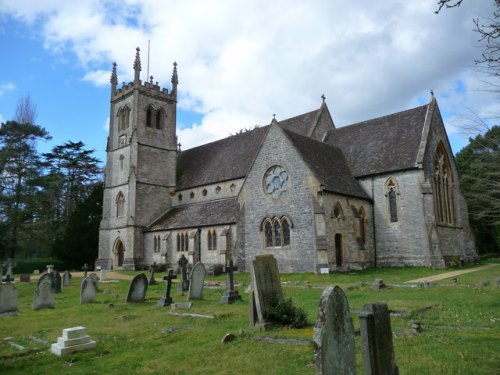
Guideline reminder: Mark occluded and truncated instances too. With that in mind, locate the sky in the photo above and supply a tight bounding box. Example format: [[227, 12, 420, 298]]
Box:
[[0, 0, 498, 166]]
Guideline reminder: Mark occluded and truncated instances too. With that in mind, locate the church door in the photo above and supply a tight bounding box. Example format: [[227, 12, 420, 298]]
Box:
[[114, 240, 124, 269], [335, 234, 343, 268]]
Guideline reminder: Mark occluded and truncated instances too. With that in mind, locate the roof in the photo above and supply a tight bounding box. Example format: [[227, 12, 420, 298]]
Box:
[[278, 107, 322, 137], [176, 126, 269, 190], [149, 198, 239, 230], [327, 104, 429, 177], [282, 128, 371, 200]]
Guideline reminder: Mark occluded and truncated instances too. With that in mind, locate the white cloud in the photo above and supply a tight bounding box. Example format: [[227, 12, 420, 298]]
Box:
[[1, 0, 497, 151], [0, 82, 15, 96]]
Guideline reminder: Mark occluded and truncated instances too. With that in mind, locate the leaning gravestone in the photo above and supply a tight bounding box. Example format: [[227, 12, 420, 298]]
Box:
[[0, 282, 18, 315], [80, 276, 97, 304], [313, 286, 356, 375], [359, 302, 399, 375], [33, 279, 55, 310], [126, 273, 148, 303], [51, 271, 62, 293], [62, 271, 72, 286], [250, 254, 283, 330], [188, 262, 206, 300]]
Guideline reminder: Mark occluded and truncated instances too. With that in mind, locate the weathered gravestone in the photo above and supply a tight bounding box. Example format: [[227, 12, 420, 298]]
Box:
[[126, 273, 148, 303], [33, 279, 55, 310], [313, 286, 356, 375], [88, 273, 99, 290], [51, 271, 62, 293], [0, 282, 18, 315], [38, 272, 53, 290], [80, 276, 97, 304], [188, 262, 206, 300], [359, 302, 399, 375], [99, 269, 107, 281], [221, 259, 241, 304], [250, 254, 283, 330], [20, 274, 31, 283], [372, 279, 386, 291], [62, 271, 72, 286], [177, 255, 190, 291]]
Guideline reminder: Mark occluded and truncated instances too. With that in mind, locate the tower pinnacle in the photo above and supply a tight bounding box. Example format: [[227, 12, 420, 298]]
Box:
[[133, 47, 141, 84], [171, 62, 178, 97], [110, 62, 118, 94]]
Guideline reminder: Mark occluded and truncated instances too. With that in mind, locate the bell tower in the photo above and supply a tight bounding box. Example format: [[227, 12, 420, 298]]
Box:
[[97, 48, 178, 270]]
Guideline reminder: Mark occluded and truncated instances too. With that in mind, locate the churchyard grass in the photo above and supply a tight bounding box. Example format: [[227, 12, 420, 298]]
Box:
[[1, 263, 498, 374]]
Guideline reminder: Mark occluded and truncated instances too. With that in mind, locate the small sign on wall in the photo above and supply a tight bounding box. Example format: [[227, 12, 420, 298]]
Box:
[[320, 268, 330, 274]]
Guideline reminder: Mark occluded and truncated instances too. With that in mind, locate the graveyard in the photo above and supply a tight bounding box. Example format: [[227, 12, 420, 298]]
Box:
[[0, 260, 499, 375]]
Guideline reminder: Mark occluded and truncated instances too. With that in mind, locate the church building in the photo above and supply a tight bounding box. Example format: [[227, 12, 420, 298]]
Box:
[[97, 49, 477, 273]]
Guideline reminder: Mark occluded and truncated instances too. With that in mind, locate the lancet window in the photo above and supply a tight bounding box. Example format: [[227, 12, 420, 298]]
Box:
[[262, 216, 292, 248], [116, 192, 125, 217], [385, 178, 399, 223], [434, 144, 454, 225], [207, 230, 217, 250]]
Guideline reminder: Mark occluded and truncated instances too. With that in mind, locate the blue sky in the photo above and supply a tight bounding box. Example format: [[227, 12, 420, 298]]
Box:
[[0, 1, 498, 165]]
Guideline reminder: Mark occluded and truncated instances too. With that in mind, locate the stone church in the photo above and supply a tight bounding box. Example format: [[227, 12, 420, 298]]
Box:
[[97, 49, 477, 273]]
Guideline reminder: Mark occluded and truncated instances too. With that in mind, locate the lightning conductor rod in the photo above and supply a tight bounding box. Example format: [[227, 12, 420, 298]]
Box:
[[147, 39, 151, 82]]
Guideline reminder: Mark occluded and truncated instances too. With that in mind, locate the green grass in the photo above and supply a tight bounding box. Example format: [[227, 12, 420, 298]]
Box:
[[1, 264, 499, 374]]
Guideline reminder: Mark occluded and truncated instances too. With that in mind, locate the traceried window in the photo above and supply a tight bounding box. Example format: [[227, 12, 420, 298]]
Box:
[[118, 106, 130, 132], [332, 202, 344, 221], [385, 178, 399, 223], [177, 232, 189, 252], [262, 216, 292, 248], [263, 166, 289, 198], [156, 108, 164, 129], [434, 143, 454, 225], [116, 192, 125, 217], [207, 230, 217, 250]]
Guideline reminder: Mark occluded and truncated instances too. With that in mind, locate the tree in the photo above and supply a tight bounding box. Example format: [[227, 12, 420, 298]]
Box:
[[473, 0, 500, 74], [14, 94, 38, 126], [0, 121, 51, 258], [456, 126, 500, 253], [53, 183, 103, 268]]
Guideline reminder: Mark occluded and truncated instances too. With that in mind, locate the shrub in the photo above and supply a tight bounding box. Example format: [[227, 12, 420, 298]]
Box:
[[5, 258, 67, 274], [264, 297, 308, 328]]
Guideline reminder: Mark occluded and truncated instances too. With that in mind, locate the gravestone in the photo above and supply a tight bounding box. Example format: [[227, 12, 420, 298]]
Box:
[[178, 255, 190, 291], [82, 263, 90, 278], [0, 282, 18, 315], [51, 326, 96, 356], [149, 263, 157, 285], [126, 273, 148, 303], [250, 254, 283, 330], [80, 276, 97, 304], [46, 264, 54, 273], [372, 279, 386, 291], [37, 272, 53, 290], [5, 260, 14, 282], [359, 302, 399, 375], [313, 286, 356, 375], [33, 279, 55, 310], [20, 274, 31, 283], [221, 260, 241, 304], [88, 273, 99, 290], [100, 269, 107, 281], [62, 271, 72, 286], [51, 271, 62, 293], [158, 270, 176, 307], [188, 262, 206, 300]]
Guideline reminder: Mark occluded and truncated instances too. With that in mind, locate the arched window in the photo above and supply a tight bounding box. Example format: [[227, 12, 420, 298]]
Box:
[[207, 230, 217, 250], [146, 106, 153, 127], [177, 233, 181, 252], [118, 106, 130, 132], [262, 216, 293, 248], [156, 108, 164, 129], [434, 143, 454, 225], [332, 202, 344, 221], [385, 178, 399, 223], [116, 192, 125, 217], [207, 230, 213, 250], [359, 207, 367, 244]]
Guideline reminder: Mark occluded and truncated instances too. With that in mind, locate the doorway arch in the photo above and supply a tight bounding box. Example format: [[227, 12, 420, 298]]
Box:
[[113, 239, 125, 269]]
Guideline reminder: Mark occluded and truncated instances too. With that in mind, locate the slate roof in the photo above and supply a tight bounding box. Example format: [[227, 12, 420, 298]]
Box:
[[278, 107, 322, 137], [283, 129, 371, 200], [327, 104, 429, 177], [149, 198, 239, 230], [176, 126, 269, 190]]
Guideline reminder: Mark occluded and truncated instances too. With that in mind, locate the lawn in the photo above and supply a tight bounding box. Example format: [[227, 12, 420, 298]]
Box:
[[0, 263, 499, 374]]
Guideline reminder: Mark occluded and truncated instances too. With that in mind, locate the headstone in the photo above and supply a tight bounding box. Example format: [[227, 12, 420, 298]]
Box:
[[100, 269, 107, 281], [51, 326, 96, 356], [158, 270, 176, 307], [33, 279, 55, 310], [20, 274, 31, 283], [51, 271, 62, 293], [80, 276, 97, 304], [88, 273, 99, 290], [250, 254, 283, 330], [82, 263, 90, 278], [177, 255, 190, 291], [188, 262, 206, 300], [221, 260, 241, 304], [62, 271, 72, 286], [359, 302, 399, 375], [149, 262, 157, 285], [37, 272, 53, 289], [0, 282, 18, 315], [312, 286, 356, 375], [372, 279, 385, 291], [33, 269, 40, 275], [126, 273, 148, 303], [46, 264, 54, 273]]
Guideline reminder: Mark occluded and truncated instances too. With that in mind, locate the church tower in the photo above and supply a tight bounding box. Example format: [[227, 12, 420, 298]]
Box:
[[97, 48, 178, 270]]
